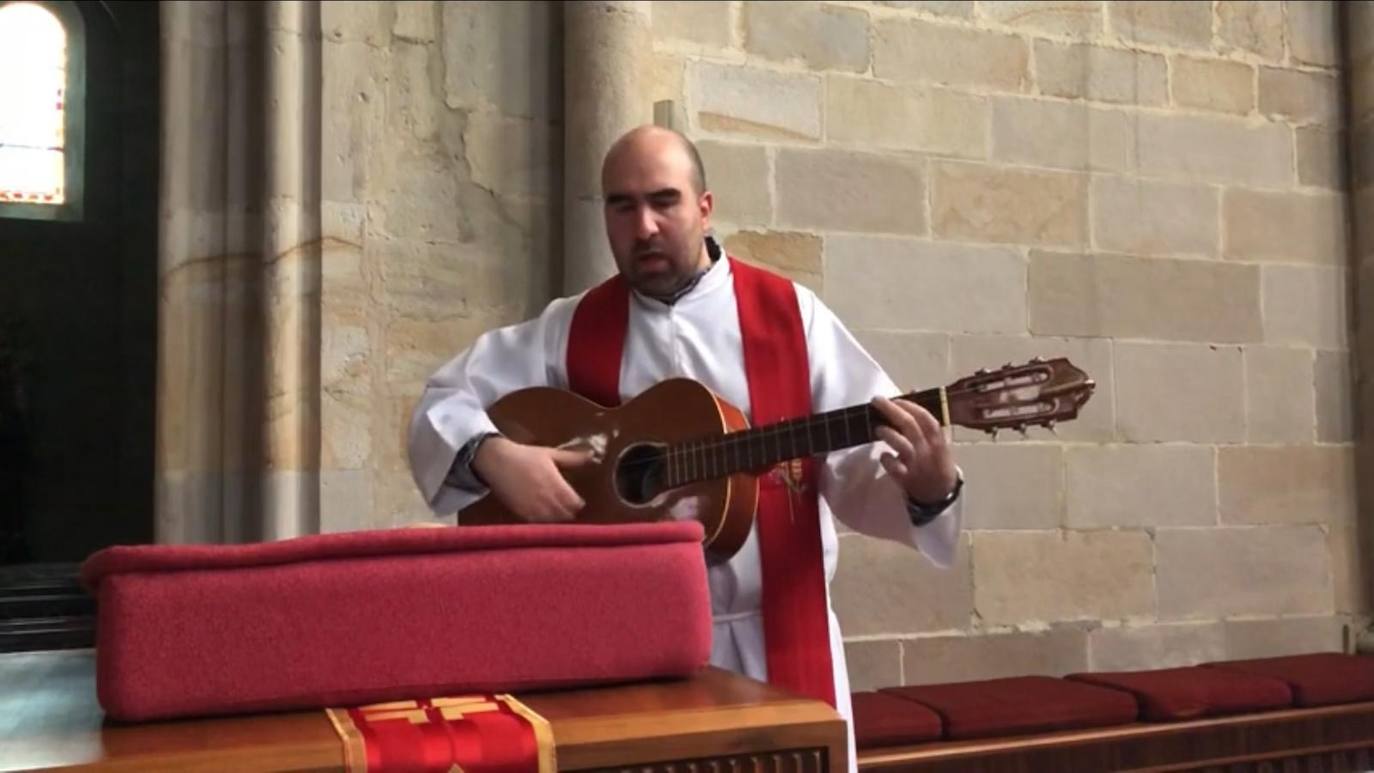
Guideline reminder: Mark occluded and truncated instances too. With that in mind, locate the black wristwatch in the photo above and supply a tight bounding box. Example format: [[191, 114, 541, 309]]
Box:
[[907, 473, 963, 527]]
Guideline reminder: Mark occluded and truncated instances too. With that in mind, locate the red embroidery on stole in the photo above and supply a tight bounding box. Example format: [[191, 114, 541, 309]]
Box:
[[565, 259, 836, 708], [566, 274, 629, 407]]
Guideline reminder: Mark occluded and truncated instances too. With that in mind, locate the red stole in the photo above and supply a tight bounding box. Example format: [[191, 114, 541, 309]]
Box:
[[565, 257, 836, 708]]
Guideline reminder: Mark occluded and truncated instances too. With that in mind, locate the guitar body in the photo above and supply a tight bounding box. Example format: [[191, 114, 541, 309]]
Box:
[[458, 378, 760, 560]]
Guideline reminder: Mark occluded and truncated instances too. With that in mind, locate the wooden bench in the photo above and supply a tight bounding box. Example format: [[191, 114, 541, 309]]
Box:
[[853, 652, 1374, 772]]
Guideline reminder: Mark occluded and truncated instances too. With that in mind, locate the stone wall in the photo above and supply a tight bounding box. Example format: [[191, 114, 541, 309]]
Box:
[[642, 0, 1363, 687], [316, 1, 564, 530], [297, 0, 1367, 686]]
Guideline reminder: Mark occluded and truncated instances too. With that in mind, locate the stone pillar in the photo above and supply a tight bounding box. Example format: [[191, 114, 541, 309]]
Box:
[[1347, 0, 1374, 645], [260, 0, 323, 539], [561, 1, 651, 295], [156, 0, 322, 544]]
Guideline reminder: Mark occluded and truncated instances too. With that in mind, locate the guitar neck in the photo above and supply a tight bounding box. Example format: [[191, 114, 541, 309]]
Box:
[[662, 387, 946, 489]]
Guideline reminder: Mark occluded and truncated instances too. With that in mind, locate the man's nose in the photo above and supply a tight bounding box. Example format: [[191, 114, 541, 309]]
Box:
[[635, 206, 659, 238]]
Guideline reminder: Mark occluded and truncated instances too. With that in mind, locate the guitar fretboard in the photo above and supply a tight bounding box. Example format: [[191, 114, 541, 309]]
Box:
[[662, 387, 945, 489]]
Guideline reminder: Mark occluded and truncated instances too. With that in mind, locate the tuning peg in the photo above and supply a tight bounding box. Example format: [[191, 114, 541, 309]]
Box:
[[975, 367, 989, 376], [1031, 356, 1046, 364], [989, 428, 999, 442]]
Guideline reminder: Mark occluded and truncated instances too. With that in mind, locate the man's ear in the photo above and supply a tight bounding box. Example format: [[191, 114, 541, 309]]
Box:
[[698, 190, 714, 227]]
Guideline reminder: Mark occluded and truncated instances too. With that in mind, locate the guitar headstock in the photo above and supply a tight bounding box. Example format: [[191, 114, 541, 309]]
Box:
[[945, 357, 1094, 436]]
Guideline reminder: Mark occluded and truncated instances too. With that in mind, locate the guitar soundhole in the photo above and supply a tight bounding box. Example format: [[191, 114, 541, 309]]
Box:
[[614, 442, 668, 506]]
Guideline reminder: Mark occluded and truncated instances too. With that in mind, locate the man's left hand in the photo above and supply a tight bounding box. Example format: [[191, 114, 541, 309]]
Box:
[[871, 396, 959, 505]]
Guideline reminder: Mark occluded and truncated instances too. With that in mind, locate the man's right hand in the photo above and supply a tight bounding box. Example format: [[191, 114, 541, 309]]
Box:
[[471, 436, 593, 522]]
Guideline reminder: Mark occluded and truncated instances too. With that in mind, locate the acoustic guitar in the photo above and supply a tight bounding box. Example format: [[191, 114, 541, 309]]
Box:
[[458, 358, 1095, 559]]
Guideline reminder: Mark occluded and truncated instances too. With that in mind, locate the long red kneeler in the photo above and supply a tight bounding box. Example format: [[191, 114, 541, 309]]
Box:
[[567, 257, 837, 708]]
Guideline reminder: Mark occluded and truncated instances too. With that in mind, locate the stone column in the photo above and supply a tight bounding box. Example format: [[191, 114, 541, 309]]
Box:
[[156, 0, 322, 544], [561, 1, 651, 295], [1347, 0, 1374, 644], [260, 0, 323, 540]]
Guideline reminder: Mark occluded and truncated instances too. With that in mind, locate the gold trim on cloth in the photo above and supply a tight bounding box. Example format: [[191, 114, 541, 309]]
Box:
[[325, 707, 367, 773], [499, 693, 558, 773]]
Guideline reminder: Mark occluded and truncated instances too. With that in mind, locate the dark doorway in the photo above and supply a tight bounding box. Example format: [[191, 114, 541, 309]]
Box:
[[0, 1, 159, 650]]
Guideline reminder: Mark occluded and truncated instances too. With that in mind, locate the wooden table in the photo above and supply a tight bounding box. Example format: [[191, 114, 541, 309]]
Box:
[[0, 649, 847, 772]]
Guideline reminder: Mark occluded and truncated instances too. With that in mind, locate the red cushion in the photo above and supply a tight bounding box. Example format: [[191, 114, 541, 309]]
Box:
[[851, 691, 943, 749], [82, 522, 712, 721], [1203, 653, 1374, 707], [1066, 667, 1292, 721], [880, 676, 1139, 740]]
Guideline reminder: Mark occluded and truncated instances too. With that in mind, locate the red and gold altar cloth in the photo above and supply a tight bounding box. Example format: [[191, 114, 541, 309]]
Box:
[[327, 694, 554, 773]]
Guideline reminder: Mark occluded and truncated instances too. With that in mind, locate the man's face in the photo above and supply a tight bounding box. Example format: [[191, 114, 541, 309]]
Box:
[[602, 135, 713, 298]]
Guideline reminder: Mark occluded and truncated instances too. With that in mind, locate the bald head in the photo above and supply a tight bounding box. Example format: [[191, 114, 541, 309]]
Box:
[[599, 125, 715, 299], [601, 125, 707, 197]]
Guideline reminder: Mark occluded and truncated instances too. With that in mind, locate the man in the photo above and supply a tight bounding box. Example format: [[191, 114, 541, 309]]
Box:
[[407, 125, 963, 765]]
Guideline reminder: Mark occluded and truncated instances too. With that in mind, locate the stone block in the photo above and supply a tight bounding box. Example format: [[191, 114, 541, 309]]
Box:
[[948, 334, 1115, 442], [392, 1, 436, 43], [1066, 445, 1216, 528], [743, 2, 870, 72], [690, 61, 822, 141], [1216, 0, 1284, 61], [463, 113, 558, 198], [874, 18, 1029, 91], [1035, 40, 1168, 106], [322, 390, 372, 471], [776, 148, 925, 233], [1092, 176, 1217, 257], [1224, 190, 1346, 265], [1353, 122, 1374, 188], [1108, 1, 1213, 49], [322, 0, 392, 47], [1296, 126, 1345, 189], [1288, 0, 1339, 68], [320, 470, 375, 533], [900, 627, 1090, 685], [1156, 526, 1334, 620], [824, 236, 1026, 334], [952, 443, 1063, 530], [1136, 113, 1292, 187], [1329, 520, 1372, 615], [696, 141, 771, 225], [442, 1, 558, 119], [322, 322, 370, 396], [844, 640, 902, 692], [1224, 617, 1346, 660], [1259, 67, 1340, 125], [1315, 350, 1354, 442], [980, 1, 1102, 38], [651, 1, 731, 48], [645, 52, 686, 109], [874, 1, 974, 16], [932, 161, 1087, 248], [833, 533, 973, 636], [991, 98, 1135, 172], [827, 77, 988, 158], [723, 230, 822, 293], [1090, 623, 1227, 672], [384, 315, 492, 391], [1171, 56, 1254, 116], [1219, 446, 1356, 525], [1245, 346, 1315, 444], [1263, 266, 1349, 349], [1029, 251, 1261, 344], [853, 331, 950, 394], [974, 530, 1154, 625], [1114, 342, 1245, 443]]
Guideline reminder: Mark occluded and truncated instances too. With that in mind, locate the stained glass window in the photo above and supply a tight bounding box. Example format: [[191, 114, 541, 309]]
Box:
[[0, 2, 67, 205]]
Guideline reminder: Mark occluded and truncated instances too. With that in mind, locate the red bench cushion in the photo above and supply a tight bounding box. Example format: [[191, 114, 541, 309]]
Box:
[[1203, 653, 1374, 707], [881, 675, 1139, 740], [81, 522, 713, 721], [851, 691, 943, 749], [1066, 667, 1292, 721]]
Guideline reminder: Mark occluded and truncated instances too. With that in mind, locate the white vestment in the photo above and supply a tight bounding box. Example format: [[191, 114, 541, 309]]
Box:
[[407, 256, 963, 768]]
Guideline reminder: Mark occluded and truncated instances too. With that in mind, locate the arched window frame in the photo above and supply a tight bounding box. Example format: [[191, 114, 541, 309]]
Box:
[[0, 0, 86, 222]]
